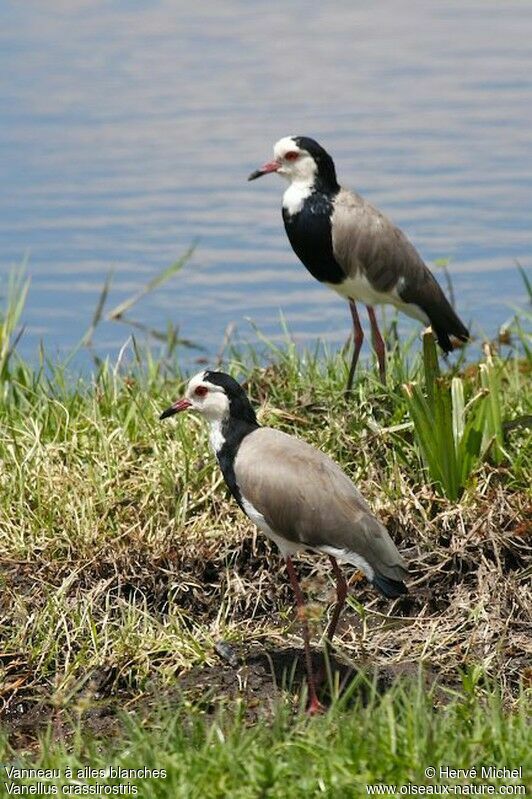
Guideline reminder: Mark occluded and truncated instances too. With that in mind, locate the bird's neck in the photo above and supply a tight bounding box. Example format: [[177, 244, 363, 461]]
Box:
[[314, 151, 340, 194], [208, 414, 259, 460], [283, 179, 315, 216], [208, 414, 259, 508], [283, 173, 339, 217], [206, 387, 258, 458]]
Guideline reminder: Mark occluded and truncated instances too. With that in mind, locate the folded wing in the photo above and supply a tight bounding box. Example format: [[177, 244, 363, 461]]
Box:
[[234, 427, 408, 585], [331, 189, 469, 351]]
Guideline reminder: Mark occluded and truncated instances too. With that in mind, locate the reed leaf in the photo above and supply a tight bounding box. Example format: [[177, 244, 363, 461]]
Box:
[[106, 246, 195, 321], [403, 332, 494, 500], [0, 268, 30, 379], [479, 348, 505, 465]]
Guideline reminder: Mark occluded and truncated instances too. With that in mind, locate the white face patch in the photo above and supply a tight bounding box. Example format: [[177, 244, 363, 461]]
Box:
[[185, 371, 231, 423], [273, 136, 299, 161], [273, 136, 317, 195]]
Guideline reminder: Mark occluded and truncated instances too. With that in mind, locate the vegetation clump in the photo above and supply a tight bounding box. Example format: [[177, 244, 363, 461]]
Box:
[[0, 268, 530, 780]]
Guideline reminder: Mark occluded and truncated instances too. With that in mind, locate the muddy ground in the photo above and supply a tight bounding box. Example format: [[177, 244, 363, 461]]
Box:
[[2, 641, 439, 752]]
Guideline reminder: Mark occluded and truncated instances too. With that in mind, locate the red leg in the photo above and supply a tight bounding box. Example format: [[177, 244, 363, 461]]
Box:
[[366, 305, 386, 383], [346, 300, 364, 394], [324, 556, 348, 646], [285, 556, 323, 715]]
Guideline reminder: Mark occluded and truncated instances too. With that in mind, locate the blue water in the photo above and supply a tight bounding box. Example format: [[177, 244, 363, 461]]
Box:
[[1, 1, 531, 369]]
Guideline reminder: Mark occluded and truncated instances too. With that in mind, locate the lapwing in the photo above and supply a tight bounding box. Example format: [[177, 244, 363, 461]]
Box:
[[160, 370, 408, 713], [249, 136, 469, 389]]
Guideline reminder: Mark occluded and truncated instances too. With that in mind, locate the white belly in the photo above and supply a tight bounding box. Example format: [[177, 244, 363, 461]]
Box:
[[327, 274, 429, 325]]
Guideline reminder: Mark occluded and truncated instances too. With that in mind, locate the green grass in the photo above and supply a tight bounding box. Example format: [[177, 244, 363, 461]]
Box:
[[1, 679, 530, 797], [0, 266, 531, 788]]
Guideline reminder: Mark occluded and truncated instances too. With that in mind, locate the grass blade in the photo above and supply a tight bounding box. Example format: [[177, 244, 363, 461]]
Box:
[[107, 246, 195, 321]]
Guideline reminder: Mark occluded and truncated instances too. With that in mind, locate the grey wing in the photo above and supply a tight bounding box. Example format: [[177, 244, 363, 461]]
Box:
[[234, 427, 407, 580], [331, 189, 430, 293], [331, 190, 469, 350]]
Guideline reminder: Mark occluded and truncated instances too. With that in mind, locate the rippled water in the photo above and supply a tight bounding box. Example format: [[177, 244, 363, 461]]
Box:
[[1, 1, 531, 368]]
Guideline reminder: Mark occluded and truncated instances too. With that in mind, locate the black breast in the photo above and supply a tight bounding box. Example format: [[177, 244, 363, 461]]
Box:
[[282, 192, 345, 285]]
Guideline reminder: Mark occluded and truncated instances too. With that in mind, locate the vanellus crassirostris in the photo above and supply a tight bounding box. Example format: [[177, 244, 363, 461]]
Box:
[[249, 136, 469, 389], [160, 370, 408, 713]]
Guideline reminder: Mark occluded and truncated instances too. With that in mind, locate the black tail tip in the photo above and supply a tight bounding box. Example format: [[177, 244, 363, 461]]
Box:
[[373, 574, 408, 599], [435, 326, 470, 354]]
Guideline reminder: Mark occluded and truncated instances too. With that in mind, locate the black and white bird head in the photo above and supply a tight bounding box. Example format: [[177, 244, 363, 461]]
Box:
[[248, 136, 339, 193], [159, 370, 257, 426]]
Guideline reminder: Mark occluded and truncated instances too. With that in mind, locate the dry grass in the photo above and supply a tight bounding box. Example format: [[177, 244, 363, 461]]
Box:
[[0, 335, 530, 749]]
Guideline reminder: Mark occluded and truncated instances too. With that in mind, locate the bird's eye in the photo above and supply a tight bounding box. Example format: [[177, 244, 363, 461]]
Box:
[[194, 385, 209, 397], [284, 151, 299, 161]]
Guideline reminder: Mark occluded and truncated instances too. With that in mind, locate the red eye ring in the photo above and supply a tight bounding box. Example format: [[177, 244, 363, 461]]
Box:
[[194, 385, 208, 397], [284, 151, 299, 161]]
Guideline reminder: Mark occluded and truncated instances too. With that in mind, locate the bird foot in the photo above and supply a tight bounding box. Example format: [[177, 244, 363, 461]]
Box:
[[307, 695, 325, 716]]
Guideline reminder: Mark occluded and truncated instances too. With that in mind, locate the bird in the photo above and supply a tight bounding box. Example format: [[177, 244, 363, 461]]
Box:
[[160, 370, 408, 713], [248, 136, 469, 389]]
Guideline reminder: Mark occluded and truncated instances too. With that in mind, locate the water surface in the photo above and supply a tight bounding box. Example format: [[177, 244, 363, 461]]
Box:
[[1, 1, 531, 368]]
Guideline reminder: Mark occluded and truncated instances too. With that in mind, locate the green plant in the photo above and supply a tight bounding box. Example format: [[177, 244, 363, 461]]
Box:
[[1, 681, 530, 798], [0, 267, 30, 380], [479, 345, 506, 465], [402, 332, 507, 500]]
